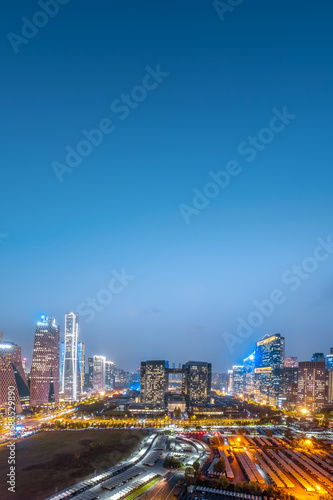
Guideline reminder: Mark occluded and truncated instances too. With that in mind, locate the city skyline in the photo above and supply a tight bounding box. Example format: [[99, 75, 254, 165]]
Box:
[[1, 315, 333, 376]]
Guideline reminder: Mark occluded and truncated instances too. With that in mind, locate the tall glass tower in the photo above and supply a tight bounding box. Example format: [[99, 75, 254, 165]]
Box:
[[63, 312, 81, 401], [30, 315, 60, 407]]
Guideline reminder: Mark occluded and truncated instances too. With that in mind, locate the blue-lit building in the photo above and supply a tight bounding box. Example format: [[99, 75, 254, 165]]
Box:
[[327, 349, 333, 404], [254, 333, 285, 404], [60, 341, 65, 393]]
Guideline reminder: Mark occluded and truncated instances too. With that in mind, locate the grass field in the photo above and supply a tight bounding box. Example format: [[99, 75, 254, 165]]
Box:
[[124, 477, 161, 500], [0, 429, 147, 500]]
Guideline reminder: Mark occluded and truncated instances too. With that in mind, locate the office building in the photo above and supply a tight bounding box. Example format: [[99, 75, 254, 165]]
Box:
[[282, 367, 298, 409], [78, 341, 85, 391], [182, 361, 212, 406], [228, 366, 246, 395], [105, 361, 115, 391], [140, 360, 168, 404], [255, 333, 285, 404], [63, 312, 80, 401], [284, 357, 298, 368], [60, 341, 65, 393], [0, 338, 29, 415], [297, 361, 326, 412], [326, 349, 333, 404], [88, 357, 94, 390], [93, 355, 106, 391], [311, 353, 325, 362], [30, 315, 60, 407]]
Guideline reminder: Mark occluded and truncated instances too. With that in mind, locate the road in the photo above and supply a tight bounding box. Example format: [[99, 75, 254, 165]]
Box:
[[140, 471, 183, 500]]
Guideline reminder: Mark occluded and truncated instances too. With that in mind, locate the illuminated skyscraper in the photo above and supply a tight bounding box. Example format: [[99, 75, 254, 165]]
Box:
[[30, 315, 60, 407], [63, 313, 80, 401], [255, 333, 285, 404], [182, 361, 212, 406], [297, 361, 326, 412], [311, 352, 325, 362], [229, 365, 246, 395], [284, 357, 298, 368], [326, 350, 333, 404], [78, 341, 85, 392], [282, 367, 298, 409], [93, 355, 106, 391], [140, 360, 168, 404], [88, 357, 94, 390], [0, 338, 29, 415], [60, 341, 65, 393], [105, 361, 115, 391]]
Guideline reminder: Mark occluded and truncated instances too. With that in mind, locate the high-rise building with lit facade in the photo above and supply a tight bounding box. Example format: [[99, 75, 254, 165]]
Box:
[[311, 353, 325, 362], [182, 361, 212, 406], [282, 367, 298, 409], [0, 337, 29, 415], [297, 361, 326, 412], [228, 365, 246, 395], [326, 349, 333, 404], [30, 315, 60, 407], [88, 357, 94, 390], [105, 361, 115, 391], [140, 360, 168, 404], [60, 341, 65, 393], [284, 357, 298, 368], [78, 341, 85, 392], [254, 333, 285, 404], [93, 355, 106, 391], [63, 313, 80, 401]]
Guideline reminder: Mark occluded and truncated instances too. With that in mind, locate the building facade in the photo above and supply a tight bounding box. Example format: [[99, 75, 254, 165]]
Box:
[[182, 361, 212, 406], [0, 338, 29, 415], [297, 361, 326, 412], [282, 367, 298, 409], [326, 350, 333, 404], [255, 333, 285, 404], [30, 316, 60, 407], [63, 312, 80, 401], [78, 341, 85, 392], [105, 361, 115, 391], [140, 360, 168, 404], [284, 357, 298, 368], [92, 355, 106, 391]]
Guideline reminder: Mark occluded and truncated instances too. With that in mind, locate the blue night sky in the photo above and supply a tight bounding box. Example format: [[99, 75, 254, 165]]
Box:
[[1, 0, 332, 372]]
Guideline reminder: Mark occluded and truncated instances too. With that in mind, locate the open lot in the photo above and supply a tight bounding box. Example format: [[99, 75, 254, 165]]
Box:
[[0, 429, 147, 500]]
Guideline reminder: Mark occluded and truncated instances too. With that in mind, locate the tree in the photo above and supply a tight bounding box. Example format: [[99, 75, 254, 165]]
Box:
[[193, 460, 201, 478], [213, 458, 226, 474], [184, 467, 195, 481], [219, 475, 230, 489]]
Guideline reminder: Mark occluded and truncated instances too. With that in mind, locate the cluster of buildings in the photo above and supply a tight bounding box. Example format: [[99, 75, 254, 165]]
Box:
[[138, 360, 212, 414], [0, 313, 136, 415], [1, 317, 333, 418], [227, 333, 333, 413]]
